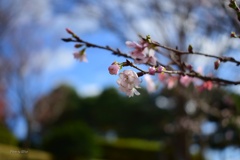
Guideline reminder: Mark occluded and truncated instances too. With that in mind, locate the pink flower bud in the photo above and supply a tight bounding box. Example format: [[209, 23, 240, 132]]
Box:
[[148, 67, 156, 75], [66, 28, 74, 35], [108, 63, 120, 75], [186, 64, 192, 71], [156, 66, 164, 73], [214, 59, 220, 70]]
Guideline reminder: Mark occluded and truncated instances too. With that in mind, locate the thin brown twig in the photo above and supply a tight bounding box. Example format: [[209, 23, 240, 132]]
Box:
[[152, 41, 240, 66]]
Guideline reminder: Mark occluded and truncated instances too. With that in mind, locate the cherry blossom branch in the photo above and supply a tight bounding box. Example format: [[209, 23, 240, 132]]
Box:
[[62, 1, 240, 97], [62, 27, 240, 97], [62, 35, 167, 68], [62, 32, 240, 86], [122, 60, 240, 85], [63, 36, 131, 59], [122, 60, 147, 74]]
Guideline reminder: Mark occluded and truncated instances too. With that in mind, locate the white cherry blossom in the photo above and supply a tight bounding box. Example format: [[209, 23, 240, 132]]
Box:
[[117, 70, 141, 97]]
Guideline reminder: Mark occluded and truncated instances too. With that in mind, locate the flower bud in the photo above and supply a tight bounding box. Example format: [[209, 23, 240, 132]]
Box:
[[74, 44, 83, 48], [187, 64, 193, 71], [66, 28, 74, 35], [148, 67, 156, 75], [214, 59, 220, 70], [108, 63, 120, 75], [156, 66, 164, 73]]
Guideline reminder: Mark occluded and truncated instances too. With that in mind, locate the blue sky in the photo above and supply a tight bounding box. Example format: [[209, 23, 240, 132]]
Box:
[[39, 31, 125, 96], [8, 1, 137, 138]]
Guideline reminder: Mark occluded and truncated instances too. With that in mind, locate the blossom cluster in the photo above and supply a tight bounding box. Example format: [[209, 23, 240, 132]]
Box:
[[108, 61, 142, 97], [105, 40, 161, 97], [65, 28, 219, 97], [125, 41, 157, 66], [110, 40, 160, 97]]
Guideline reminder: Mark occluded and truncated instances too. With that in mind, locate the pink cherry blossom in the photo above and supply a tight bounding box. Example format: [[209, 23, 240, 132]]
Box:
[[108, 63, 120, 75], [202, 81, 213, 90], [158, 73, 177, 89], [126, 41, 146, 64], [167, 77, 178, 89], [144, 75, 156, 93], [73, 52, 88, 62], [197, 81, 213, 92], [131, 50, 146, 64], [117, 70, 141, 97], [126, 41, 142, 48], [147, 56, 157, 66], [144, 48, 157, 66], [126, 41, 157, 66], [180, 76, 192, 87]]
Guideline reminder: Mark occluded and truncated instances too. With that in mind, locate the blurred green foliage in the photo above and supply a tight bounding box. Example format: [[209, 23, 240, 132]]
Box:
[[98, 137, 162, 151], [0, 125, 18, 146], [38, 86, 167, 159], [42, 121, 100, 160], [35, 84, 240, 160], [0, 143, 52, 160], [99, 138, 160, 160]]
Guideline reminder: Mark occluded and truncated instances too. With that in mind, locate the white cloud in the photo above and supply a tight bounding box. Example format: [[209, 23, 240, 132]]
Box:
[[31, 47, 76, 74], [14, 1, 51, 26], [77, 84, 103, 97], [14, 1, 100, 34], [188, 34, 235, 70]]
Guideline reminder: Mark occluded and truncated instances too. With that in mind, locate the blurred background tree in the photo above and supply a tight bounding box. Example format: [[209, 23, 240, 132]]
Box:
[[32, 84, 240, 160], [0, 0, 47, 148]]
